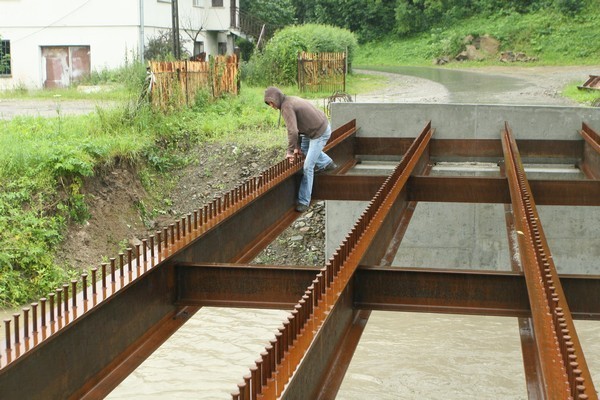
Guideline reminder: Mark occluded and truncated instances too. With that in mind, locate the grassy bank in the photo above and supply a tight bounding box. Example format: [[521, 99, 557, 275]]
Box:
[[0, 85, 285, 307]]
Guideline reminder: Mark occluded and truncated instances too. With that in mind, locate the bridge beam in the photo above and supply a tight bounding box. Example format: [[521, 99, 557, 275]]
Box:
[[176, 264, 600, 320]]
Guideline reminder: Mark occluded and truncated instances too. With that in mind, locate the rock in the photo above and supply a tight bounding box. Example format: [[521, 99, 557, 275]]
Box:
[[76, 230, 91, 246], [499, 51, 537, 63], [465, 45, 484, 61], [455, 51, 469, 61], [478, 35, 500, 55]]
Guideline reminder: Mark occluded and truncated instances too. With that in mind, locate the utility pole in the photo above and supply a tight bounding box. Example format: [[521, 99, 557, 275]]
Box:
[[171, 0, 180, 59], [139, 0, 145, 64]]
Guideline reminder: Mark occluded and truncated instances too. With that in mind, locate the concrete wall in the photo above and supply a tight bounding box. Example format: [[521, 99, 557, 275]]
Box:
[[326, 104, 600, 274], [331, 102, 600, 140]]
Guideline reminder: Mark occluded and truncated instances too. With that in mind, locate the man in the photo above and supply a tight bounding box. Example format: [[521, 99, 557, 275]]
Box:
[[264, 86, 337, 212]]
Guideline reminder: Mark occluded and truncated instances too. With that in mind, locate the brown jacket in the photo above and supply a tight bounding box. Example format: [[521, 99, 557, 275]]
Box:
[[264, 86, 329, 155]]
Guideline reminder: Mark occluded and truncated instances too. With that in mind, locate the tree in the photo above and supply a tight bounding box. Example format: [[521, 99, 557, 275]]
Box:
[[181, 14, 209, 56], [240, 0, 296, 29], [144, 30, 189, 61], [311, 0, 397, 43]]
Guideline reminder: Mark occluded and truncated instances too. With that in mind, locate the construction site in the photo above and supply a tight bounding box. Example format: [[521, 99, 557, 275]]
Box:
[[1, 98, 600, 399]]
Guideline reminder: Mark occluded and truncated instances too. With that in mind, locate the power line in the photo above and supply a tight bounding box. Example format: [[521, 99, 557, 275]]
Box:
[[12, 0, 95, 43]]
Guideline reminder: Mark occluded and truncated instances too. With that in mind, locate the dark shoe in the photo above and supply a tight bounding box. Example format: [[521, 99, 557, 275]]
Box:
[[316, 162, 338, 174], [296, 203, 309, 212]]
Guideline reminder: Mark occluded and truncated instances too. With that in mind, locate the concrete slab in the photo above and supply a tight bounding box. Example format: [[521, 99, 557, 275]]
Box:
[[331, 103, 600, 140]]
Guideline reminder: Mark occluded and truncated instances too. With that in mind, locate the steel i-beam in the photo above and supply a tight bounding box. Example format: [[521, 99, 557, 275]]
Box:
[[231, 122, 434, 400], [502, 122, 597, 400]]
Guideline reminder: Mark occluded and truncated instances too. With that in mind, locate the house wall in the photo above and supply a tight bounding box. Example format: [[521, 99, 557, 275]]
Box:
[[0, 0, 237, 89]]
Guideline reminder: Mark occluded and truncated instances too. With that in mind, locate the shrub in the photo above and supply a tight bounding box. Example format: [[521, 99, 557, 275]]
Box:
[[244, 24, 357, 87]]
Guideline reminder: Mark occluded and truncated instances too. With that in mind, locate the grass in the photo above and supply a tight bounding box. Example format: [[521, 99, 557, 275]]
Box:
[[0, 112, 146, 179], [354, 8, 600, 67], [563, 86, 600, 106]]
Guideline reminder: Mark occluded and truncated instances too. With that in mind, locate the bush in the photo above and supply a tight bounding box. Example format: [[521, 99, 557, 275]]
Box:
[[244, 24, 357, 87]]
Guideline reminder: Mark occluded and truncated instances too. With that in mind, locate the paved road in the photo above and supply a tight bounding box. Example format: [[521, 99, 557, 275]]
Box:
[[0, 98, 118, 120]]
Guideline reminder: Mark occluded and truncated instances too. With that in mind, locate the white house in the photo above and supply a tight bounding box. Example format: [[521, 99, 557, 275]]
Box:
[[0, 0, 241, 89]]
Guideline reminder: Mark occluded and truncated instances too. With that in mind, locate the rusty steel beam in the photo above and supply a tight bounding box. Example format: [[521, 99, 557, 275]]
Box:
[[0, 121, 359, 400], [311, 309, 372, 400], [355, 137, 414, 157], [77, 305, 201, 400], [312, 175, 386, 201], [0, 262, 179, 400], [176, 263, 319, 309], [323, 119, 358, 173], [354, 268, 600, 320], [281, 280, 362, 400], [175, 263, 600, 320], [371, 164, 433, 268], [231, 123, 435, 399], [356, 137, 582, 161], [408, 176, 600, 206], [409, 176, 511, 203], [502, 123, 597, 399], [313, 175, 600, 206], [502, 197, 545, 400], [580, 122, 600, 179]]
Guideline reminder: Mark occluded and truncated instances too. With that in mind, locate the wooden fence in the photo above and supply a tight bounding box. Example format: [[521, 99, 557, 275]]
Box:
[[149, 55, 239, 111], [297, 51, 346, 93]]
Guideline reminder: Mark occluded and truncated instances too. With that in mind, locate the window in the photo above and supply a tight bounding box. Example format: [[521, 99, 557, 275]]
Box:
[[212, 0, 223, 6], [218, 42, 227, 55], [193, 0, 203, 6], [194, 41, 204, 55], [0, 40, 11, 76]]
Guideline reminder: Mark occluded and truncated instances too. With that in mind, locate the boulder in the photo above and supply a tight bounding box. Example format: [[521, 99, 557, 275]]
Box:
[[478, 35, 500, 55]]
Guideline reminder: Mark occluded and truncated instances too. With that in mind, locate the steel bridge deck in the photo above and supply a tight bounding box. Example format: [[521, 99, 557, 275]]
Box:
[[1, 119, 599, 399]]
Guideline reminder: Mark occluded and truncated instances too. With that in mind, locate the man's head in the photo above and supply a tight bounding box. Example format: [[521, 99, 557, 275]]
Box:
[[264, 86, 285, 110]]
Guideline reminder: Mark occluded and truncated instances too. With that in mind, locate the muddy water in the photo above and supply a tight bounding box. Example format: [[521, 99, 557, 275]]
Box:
[[106, 308, 600, 399], [106, 308, 290, 399]]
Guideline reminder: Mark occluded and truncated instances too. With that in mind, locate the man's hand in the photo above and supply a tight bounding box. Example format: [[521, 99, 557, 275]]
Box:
[[287, 148, 302, 161]]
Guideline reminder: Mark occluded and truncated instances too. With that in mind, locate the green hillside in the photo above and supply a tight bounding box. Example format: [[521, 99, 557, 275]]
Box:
[[354, 7, 600, 66]]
